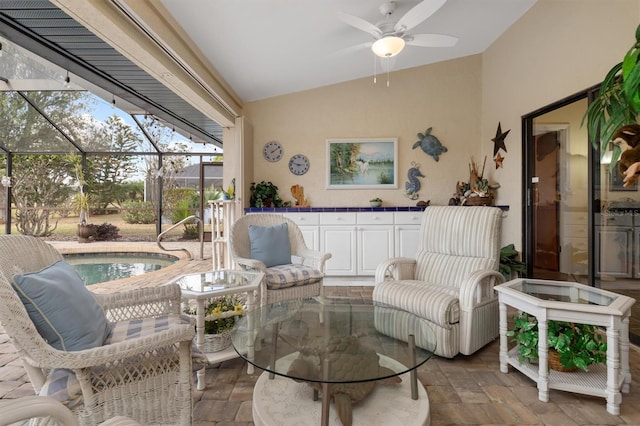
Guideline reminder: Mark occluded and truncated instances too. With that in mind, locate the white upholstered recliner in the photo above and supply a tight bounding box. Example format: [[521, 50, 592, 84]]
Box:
[[229, 214, 331, 305], [373, 206, 505, 358]]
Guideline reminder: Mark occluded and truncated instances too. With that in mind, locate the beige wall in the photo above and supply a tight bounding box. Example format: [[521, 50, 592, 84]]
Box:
[[243, 0, 640, 248], [482, 0, 640, 247], [244, 54, 482, 209]]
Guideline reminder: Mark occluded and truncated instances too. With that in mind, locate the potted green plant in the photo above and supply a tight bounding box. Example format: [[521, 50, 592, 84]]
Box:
[[69, 156, 96, 243], [249, 181, 283, 208], [507, 312, 607, 372], [369, 197, 382, 207], [499, 244, 526, 280], [584, 23, 640, 167]]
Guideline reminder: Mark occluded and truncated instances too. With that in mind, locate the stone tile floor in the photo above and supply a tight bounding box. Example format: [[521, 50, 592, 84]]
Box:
[[1, 241, 640, 425]]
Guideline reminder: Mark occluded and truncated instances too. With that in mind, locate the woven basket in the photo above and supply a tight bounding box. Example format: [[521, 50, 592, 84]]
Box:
[[548, 349, 577, 372], [465, 195, 494, 206], [202, 329, 232, 353]]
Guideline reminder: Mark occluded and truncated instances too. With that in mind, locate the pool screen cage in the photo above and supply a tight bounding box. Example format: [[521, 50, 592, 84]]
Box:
[[0, 35, 225, 240]]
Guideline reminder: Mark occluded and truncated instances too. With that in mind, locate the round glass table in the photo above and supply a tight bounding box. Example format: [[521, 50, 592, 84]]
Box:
[[232, 297, 436, 426]]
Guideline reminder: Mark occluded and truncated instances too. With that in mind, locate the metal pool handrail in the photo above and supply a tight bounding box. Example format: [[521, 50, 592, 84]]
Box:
[[156, 215, 204, 260]]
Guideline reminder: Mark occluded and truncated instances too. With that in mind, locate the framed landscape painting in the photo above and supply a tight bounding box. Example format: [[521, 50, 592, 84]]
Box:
[[326, 138, 398, 189]]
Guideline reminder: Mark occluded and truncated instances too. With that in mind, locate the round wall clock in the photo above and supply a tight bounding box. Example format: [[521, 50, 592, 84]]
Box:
[[288, 154, 310, 175], [263, 140, 283, 162]]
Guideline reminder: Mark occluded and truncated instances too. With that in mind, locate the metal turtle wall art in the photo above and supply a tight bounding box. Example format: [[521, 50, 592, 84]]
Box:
[[413, 127, 447, 161]]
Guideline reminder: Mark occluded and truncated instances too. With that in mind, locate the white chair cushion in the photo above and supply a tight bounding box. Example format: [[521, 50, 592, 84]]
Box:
[[265, 264, 323, 289]]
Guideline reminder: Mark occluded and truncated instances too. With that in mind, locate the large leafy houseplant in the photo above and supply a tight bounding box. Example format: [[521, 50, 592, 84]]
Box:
[[507, 312, 607, 372], [584, 23, 640, 168]]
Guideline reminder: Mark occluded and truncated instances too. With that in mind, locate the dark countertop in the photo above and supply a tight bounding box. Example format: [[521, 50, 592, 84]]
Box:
[[244, 205, 509, 213]]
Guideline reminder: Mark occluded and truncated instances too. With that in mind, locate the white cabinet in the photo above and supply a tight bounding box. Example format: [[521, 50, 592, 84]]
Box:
[[283, 212, 320, 251], [320, 213, 357, 275], [595, 214, 633, 278], [394, 212, 422, 258], [356, 212, 394, 275], [248, 209, 425, 277]]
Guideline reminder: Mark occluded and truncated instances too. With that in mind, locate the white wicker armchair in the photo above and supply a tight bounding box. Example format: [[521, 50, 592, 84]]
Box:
[[373, 206, 505, 358], [229, 214, 331, 305], [0, 396, 142, 426], [0, 235, 194, 426]]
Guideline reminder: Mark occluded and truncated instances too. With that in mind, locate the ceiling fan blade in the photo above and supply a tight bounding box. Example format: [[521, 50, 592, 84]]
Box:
[[395, 0, 447, 33], [330, 41, 373, 58], [338, 11, 382, 37], [406, 33, 458, 47]]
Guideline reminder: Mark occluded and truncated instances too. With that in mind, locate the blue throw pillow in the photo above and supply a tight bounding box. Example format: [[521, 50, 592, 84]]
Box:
[[12, 260, 111, 351], [249, 223, 292, 267]]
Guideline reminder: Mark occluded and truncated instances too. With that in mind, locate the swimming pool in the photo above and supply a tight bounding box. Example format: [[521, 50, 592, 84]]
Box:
[[63, 252, 179, 285]]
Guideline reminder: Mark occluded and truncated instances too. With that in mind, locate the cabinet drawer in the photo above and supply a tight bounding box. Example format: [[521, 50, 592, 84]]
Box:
[[597, 213, 633, 227], [282, 212, 320, 226], [320, 212, 357, 225], [394, 211, 423, 225], [357, 212, 394, 225]]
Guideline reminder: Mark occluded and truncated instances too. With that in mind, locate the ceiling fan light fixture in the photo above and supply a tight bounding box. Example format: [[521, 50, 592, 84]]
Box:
[[371, 36, 405, 58]]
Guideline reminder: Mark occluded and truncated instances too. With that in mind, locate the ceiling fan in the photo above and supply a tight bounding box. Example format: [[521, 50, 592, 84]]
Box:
[[339, 0, 458, 58]]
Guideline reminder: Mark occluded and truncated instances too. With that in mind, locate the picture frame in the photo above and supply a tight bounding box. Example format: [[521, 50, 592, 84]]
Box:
[[609, 166, 637, 191], [326, 138, 398, 189]]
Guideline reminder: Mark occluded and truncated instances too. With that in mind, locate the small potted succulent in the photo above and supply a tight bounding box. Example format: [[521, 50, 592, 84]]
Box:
[[369, 197, 382, 207], [507, 312, 607, 372]]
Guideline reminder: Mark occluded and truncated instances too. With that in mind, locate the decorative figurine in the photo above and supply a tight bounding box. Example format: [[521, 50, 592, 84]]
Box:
[[413, 127, 447, 161], [226, 178, 236, 199], [290, 184, 309, 207], [286, 334, 401, 426], [404, 161, 424, 200]]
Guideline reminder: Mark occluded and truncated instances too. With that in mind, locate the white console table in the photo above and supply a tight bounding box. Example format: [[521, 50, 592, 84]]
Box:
[[495, 279, 635, 415]]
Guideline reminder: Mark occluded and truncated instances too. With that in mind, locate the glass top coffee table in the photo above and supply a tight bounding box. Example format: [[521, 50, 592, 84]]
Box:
[[231, 297, 436, 426]]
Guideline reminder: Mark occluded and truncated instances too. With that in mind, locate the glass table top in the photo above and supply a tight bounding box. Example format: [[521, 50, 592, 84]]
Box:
[[231, 297, 436, 384], [500, 279, 618, 306], [172, 270, 261, 295]]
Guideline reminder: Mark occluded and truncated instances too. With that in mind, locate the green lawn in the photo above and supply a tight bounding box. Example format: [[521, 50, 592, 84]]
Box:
[[0, 212, 202, 241]]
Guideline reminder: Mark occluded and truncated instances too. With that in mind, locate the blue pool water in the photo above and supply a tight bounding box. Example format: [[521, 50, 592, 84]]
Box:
[[63, 252, 179, 285]]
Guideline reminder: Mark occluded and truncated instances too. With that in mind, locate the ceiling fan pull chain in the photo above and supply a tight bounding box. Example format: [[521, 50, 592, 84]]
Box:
[[373, 54, 377, 84]]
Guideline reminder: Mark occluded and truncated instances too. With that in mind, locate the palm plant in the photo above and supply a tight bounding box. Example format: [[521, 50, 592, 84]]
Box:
[[584, 23, 640, 168]]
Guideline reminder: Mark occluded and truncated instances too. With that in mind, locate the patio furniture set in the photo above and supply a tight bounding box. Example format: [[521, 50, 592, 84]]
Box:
[[0, 206, 634, 424]]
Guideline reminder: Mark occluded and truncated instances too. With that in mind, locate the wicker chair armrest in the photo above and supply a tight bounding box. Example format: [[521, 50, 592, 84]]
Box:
[[294, 248, 332, 271], [0, 396, 79, 426], [374, 257, 417, 283], [95, 284, 183, 320], [26, 321, 194, 370], [235, 256, 267, 271], [458, 269, 505, 311]]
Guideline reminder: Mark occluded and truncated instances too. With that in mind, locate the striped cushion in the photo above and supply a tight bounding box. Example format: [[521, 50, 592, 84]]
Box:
[[265, 264, 323, 290], [373, 280, 460, 327], [38, 368, 83, 409], [105, 314, 186, 343]]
